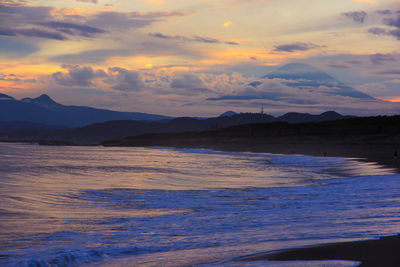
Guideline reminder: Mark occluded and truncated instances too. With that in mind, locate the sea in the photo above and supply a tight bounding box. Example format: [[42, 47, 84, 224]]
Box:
[[0, 143, 399, 267]]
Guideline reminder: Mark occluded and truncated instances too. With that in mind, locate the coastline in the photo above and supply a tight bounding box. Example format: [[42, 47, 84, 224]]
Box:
[[234, 234, 400, 267], [102, 136, 400, 173], [101, 139, 400, 266], [3, 137, 399, 172], [2, 141, 399, 266]]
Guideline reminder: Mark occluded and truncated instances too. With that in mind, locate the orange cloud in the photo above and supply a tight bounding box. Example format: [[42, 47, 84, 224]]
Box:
[[378, 97, 400, 102], [52, 7, 113, 16]]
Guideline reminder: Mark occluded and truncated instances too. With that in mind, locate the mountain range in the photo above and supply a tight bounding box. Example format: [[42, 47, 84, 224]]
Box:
[[2, 62, 393, 145], [1, 63, 393, 129], [0, 93, 170, 127], [0, 111, 351, 144]]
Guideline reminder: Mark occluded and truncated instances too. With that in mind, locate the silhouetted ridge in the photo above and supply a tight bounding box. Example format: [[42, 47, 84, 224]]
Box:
[[0, 93, 171, 127], [0, 93, 15, 100], [0, 111, 351, 144]]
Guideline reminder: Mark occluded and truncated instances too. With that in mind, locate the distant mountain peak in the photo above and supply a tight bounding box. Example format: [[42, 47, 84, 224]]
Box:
[[262, 62, 373, 100], [34, 94, 58, 104], [264, 62, 336, 82], [22, 94, 60, 107], [275, 62, 322, 73], [320, 110, 340, 116]]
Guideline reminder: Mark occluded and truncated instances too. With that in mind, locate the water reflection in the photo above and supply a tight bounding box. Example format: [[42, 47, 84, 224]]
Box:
[[0, 143, 398, 266]]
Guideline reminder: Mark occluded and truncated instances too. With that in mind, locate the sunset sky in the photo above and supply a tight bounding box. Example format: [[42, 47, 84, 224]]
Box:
[[1, 0, 399, 116]]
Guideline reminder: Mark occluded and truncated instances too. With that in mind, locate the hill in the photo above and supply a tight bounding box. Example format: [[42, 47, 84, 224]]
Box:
[[0, 111, 350, 144]]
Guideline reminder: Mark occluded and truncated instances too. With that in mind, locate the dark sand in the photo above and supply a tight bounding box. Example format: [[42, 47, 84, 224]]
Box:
[[235, 235, 400, 267]]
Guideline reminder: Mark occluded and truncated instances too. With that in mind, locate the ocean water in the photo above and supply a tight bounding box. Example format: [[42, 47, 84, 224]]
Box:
[[0, 143, 399, 266]]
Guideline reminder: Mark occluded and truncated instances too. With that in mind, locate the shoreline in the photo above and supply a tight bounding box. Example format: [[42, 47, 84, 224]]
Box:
[[111, 140, 400, 173], [2, 139, 400, 173], [234, 234, 400, 267], [2, 141, 399, 266]]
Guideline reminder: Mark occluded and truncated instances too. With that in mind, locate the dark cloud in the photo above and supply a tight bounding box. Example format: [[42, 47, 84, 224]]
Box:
[[88, 12, 153, 29], [326, 62, 349, 69], [0, 3, 102, 40], [192, 35, 219, 44], [149, 32, 176, 39], [368, 27, 386, 35], [170, 74, 205, 89], [168, 73, 214, 95], [373, 69, 400, 75], [0, 3, 53, 25], [0, 37, 38, 57], [370, 53, 396, 65], [389, 29, 400, 40], [41, 21, 105, 38], [384, 15, 400, 40], [273, 42, 321, 52], [53, 65, 106, 87], [108, 67, 144, 91], [342, 11, 367, 23], [0, 3, 189, 43], [88, 11, 188, 30], [52, 65, 145, 91], [225, 41, 239, 45], [383, 15, 400, 28], [368, 15, 400, 40], [0, 27, 67, 40], [149, 32, 239, 45], [345, 60, 362, 65], [51, 49, 130, 63], [377, 10, 392, 15]]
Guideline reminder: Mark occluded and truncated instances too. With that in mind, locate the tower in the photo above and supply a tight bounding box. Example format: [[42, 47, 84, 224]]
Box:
[[261, 104, 264, 114]]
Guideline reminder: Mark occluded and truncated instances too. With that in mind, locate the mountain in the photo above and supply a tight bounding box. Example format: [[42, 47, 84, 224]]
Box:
[[219, 111, 237, 117], [22, 94, 61, 108], [262, 63, 373, 99], [208, 63, 374, 104], [0, 94, 171, 127], [276, 111, 351, 123]]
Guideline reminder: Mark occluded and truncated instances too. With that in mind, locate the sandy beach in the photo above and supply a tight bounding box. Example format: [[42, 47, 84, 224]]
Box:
[[103, 138, 400, 266], [104, 134, 400, 173], [235, 234, 400, 266]]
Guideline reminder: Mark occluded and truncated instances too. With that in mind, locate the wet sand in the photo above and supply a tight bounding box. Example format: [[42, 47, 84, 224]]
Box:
[[234, 234, 400, 267], [114, 137, 400, 173], [208, 142, 400, 173]]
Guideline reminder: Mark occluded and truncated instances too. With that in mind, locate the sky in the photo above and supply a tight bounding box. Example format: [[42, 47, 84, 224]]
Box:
[[0, 0, 400, 116]]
